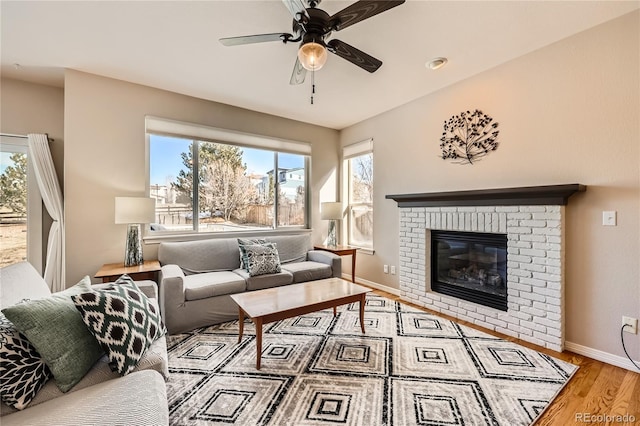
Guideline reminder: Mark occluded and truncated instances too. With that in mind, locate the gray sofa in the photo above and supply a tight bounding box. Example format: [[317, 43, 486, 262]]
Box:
[[159, 234, 342, 334], [0, 262, 169, 425]]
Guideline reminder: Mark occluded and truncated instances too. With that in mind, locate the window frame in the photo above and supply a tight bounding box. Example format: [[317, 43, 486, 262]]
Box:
[[343, 138, 374, 253], [145, 117, 311, 241], [0, 136, 43, 272]]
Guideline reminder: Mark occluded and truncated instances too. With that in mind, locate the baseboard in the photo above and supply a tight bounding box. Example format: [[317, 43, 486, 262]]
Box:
[[341, 273, 640, 372], [342, 273, 401, 296], [340, 273, 640, 373], [565, 341, 640, 372]]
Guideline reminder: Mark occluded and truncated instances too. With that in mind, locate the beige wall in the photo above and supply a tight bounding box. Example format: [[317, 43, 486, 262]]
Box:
[[0, 78, 65, 183], [64, 70, 339, 286], [2, 11, 637, 363], [1, 78, 65, 269], [340, 11, 640, 360]]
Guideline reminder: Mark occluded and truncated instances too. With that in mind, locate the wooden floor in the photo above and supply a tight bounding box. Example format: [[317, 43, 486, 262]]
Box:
[[372, 288, 640, 425]]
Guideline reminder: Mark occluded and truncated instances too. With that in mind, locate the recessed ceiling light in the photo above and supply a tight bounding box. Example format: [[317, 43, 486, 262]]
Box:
[[427, 57, 448, 70]]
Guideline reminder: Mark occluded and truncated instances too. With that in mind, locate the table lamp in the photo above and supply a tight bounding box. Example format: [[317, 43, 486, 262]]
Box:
[[115, 197, 156, 266], [321, 202, 342, 248]]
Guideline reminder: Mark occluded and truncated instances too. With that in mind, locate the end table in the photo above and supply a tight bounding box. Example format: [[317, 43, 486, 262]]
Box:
[[313, 245, 358, 283], [95, 260, 161, 283]]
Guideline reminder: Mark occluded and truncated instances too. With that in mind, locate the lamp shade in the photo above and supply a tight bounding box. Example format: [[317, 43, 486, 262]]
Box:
[[298, 42, 328, 71], [321, 202, 342, 220], [115, 197, 156, 224]]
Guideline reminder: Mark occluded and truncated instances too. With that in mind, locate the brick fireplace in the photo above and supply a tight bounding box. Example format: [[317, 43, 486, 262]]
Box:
[[387, 185, 585, 352]]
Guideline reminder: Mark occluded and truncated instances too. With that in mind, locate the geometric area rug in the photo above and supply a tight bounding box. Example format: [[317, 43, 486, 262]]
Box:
[[166, 294, 578, 425]]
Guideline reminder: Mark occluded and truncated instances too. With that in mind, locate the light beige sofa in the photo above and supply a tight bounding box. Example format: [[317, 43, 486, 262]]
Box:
[[159, 233, 342, 334], [0, 262, 169, 425]]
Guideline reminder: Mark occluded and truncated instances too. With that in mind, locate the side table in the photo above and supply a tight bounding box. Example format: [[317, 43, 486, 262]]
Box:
[[313, 245, 358, 283], [95, 260, 161, 283]]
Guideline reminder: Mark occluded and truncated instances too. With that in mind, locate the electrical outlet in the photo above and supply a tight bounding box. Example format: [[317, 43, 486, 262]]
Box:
[[383, 265, 389, 274], [622, 316, 638, 334], [390, 266, 396, 275]]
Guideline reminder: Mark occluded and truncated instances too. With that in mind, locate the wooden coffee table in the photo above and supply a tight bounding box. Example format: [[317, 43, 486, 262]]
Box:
[[230, 277, 372, 369]]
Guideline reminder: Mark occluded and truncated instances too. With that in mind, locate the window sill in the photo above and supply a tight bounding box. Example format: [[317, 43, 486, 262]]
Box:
[[352, 247, 375, 256], [144, 227, 310, 245]]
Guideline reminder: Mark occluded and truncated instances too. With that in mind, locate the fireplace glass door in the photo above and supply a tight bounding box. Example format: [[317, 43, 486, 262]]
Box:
[[431, 230, 507, 311]]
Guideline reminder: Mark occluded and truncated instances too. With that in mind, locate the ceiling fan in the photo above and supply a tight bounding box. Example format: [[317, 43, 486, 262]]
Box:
[[220, 0, 405, 85]]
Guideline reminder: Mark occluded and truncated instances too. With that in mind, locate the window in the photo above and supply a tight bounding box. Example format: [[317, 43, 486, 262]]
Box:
[[147, 118, 309, 235], [344, 139, 373, 250], [0, 136, 42, 270]]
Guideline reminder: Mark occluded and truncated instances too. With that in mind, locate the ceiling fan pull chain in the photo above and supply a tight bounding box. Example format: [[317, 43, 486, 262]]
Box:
[[311, 68, 315, 105]]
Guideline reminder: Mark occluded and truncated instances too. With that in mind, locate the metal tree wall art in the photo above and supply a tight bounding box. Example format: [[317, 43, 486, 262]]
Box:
[[440, 109, 499, 164]]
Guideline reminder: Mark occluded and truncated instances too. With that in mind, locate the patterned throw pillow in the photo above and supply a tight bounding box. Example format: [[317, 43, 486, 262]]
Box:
[[71, 275, 165, 376], [244, 244, 282, 277], [238, 238, 268, 270], [1, 276, 105, 393], [0, 313, 52, 410]]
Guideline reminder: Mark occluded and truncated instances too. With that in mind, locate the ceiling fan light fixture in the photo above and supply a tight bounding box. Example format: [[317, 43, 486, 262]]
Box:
[[427, 57, 448, 70], [298, 41, 328, 71]]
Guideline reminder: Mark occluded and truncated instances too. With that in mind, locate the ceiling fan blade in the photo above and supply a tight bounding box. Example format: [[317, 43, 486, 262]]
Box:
[[219, 33, 290, 47], [290, 57, 307, 85], [329, 0, 405, 31], [282, 0, 308, 20], [327, 39, 382, 73]]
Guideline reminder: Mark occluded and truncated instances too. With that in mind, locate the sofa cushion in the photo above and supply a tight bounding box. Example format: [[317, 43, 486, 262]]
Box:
[[1, 276, 104, 393], [1, 313, 168, 415], [234, 268, 294, 291], [0, 313, 52, 410], [183, 272, 246, 301], [265, 235, 310, 264], [281, 261, 333, 283], [72, 275, 165, 376], [0, 370, 169, 426], [158, 238, 241, 274], [0, 262, 51, 310]]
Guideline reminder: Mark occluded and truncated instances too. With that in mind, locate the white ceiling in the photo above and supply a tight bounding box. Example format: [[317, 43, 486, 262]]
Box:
[[2, 1, 638, 130]]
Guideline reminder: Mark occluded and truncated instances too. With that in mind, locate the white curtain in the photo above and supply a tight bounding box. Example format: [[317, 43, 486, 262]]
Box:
[[27, 134, 65, 292]]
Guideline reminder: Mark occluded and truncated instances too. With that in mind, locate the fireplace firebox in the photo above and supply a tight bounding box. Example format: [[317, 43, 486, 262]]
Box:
[[431, 230, 507, 311]]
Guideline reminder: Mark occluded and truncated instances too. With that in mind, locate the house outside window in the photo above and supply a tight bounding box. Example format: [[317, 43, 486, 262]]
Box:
[[0, 136, 42, 270], [344, 139, 373, 251], [147, 117, 309, 236]]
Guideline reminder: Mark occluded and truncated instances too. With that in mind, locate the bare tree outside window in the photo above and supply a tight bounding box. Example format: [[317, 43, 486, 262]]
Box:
[[149, 134, 308, 233], [348, 152, 373, 249], [199, 143, 258, 222]]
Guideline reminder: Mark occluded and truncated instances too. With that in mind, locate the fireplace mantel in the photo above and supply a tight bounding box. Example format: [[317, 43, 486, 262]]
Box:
[[386, 184, 585, 208]]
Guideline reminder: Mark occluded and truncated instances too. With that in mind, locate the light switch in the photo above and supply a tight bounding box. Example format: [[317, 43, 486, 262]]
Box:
[[602, 211, 617, 226]]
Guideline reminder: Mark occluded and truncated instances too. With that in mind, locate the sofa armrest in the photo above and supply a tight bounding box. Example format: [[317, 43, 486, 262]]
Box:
[[307, 250, 342, 278], [159, 264, 185, 281], [158, 264, 186, 330]]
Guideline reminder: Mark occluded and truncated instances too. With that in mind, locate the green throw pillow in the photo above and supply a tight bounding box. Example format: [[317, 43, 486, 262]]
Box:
[[72, 275, 165, 376], [1, 276, 104, 393]]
